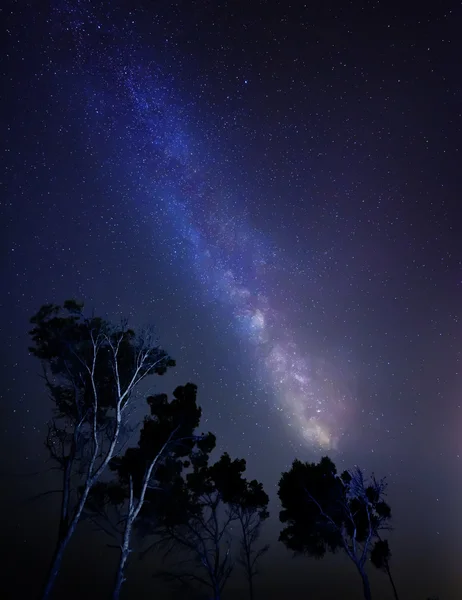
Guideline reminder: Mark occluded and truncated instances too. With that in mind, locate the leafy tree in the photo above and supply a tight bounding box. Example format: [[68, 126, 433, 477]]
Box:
[[371, 538, 400, 600], [85, 383, 214, 600], [29, 300, 174, 599], [144, 451, 268, 600], [234, 480, 270, 600], [278, 456, 392, 600]]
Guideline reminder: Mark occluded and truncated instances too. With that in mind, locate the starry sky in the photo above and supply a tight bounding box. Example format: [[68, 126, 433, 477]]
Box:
[[2, 1, 462, 599]]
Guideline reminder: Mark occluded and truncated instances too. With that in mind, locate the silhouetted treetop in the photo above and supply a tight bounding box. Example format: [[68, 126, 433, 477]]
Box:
[[108, 383, 215, 498], [29, 300, 175, 422], [278, 456, 392, 600], [29, 300, 176, 600], [85, 382, 215, 600]]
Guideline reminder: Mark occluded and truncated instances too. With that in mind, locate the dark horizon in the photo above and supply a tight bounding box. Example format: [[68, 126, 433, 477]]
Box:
[[2, 1, 462, 599]]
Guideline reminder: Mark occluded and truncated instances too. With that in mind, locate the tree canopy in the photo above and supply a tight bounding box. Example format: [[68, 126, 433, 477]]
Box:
[[29, 300, 175, 599], [141, 451, 269, 600], [85, 383, 215, 599], [278, 456, 392, 600]]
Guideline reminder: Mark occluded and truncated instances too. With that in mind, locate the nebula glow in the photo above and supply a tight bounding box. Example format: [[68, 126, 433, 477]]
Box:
[[52, 0, 352, 449]]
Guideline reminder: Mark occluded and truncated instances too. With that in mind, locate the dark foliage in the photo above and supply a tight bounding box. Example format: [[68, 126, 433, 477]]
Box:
[[29, 301, 174, 420], [29, 300, 175, 600], [142, 450, 268, 600], [278, 456, 392, 600], [85, 383, 215, 599], [371, 539, 400, 600]]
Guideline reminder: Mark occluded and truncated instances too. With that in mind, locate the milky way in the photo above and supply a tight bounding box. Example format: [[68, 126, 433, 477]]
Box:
[[52, 0, 351, 449]]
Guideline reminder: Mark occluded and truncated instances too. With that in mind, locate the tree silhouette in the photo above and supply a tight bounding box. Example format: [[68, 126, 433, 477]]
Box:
[[143, 451, 268, 600], [85, 383, 215, 600], [371, 539, 400, 600], [29, 300, 174, 599], [234, 480, 270, 600], [278, 456, 392, 600]]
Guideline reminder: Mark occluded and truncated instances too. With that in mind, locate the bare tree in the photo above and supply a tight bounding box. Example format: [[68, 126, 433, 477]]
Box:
[[156, 495, 237, 600], [29, 301, 174, 599], [235, 480, 270, 600], [144, 453, 267, 600]]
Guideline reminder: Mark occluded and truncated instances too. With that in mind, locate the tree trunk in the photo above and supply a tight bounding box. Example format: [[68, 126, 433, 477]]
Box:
[[248, 575, 254, 600], [41, 521, 77, 600], [41, 482, 93, 599], [213, 581, 221, 600], [112, 546, 129, 600], [112, 513, 134, 600], [359, 567, 372, 600], [385, 563, 400, 600], [246, 555, 254, 600]]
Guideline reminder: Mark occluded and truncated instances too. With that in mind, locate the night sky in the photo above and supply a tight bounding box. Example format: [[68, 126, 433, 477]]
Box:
[[2, 1, 462, 598]]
